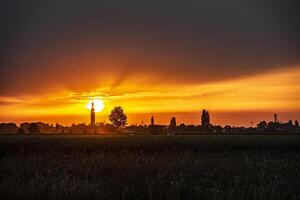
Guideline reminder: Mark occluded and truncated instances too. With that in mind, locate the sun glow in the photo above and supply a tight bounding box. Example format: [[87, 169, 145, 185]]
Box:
[[0, 67, 299, 126], [86, 99, 104, 112]]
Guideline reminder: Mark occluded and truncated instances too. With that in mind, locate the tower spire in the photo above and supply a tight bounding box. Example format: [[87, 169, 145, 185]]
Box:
[[91, 102, 95, 111], [91, 101, 95, 127]]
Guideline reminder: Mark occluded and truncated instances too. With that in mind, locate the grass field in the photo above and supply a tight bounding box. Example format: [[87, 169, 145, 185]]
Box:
[[1, 135, 300, 200]]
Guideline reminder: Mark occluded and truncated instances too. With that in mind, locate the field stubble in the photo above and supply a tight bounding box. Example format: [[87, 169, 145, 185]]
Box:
[[0, 135, 300, 200]]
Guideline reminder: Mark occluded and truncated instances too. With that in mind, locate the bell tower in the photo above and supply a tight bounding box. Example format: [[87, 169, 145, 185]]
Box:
[[91, 102, 95, 127]]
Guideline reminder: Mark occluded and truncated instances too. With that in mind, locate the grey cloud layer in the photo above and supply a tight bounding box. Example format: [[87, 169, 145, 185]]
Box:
[[1, 0, 299, 95]]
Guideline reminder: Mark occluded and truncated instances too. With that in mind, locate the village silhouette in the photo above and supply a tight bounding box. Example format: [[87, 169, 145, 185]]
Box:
[[0, 102, 299, 135]]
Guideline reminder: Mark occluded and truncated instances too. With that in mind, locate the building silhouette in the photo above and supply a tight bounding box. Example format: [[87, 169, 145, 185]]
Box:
[[91, 102, 95, 127]]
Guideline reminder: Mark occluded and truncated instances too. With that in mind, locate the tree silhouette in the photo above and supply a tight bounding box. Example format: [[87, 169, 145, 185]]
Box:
[[0, 123, 18, 134], [168, 117, 177, 134], [170, 117, 176, 128], [295, 120, 299, 128], [151, 116, 154, 126], [274, 113, 278, 123], [149, 116, 157, 135], [207, 111, 210, 125], [257, 121, 268, 130], [28, 123, 40, 134], [109, 106, 128, 128], [201, 109, 210, 129]]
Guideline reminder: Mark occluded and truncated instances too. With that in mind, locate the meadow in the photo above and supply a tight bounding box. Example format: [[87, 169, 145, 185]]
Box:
[[1, 135, 300, 200]]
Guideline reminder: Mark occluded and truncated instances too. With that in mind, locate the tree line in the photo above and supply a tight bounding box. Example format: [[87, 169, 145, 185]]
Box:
[[0, 107, 299, 135]]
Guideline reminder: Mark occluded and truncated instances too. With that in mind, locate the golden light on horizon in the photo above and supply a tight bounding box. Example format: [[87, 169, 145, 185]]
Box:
[[86, 99, 104, 112], [0, 67, 299, 126]]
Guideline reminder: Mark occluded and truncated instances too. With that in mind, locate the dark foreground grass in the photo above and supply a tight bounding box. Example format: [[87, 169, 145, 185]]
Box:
[[1, 135, 300, 200]]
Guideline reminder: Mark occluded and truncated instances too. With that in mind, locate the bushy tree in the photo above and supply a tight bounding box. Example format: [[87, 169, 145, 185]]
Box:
[[109, 106, 128, 128], [0, 123, 19, 134], [274, 113, 279, 123], [295, 120, 299, 128], [170, 117, 176, 128], [207, 111, 210, 125], [168, 117, 177, 135], [28, 123, 40, 134], [201, 109, 210, 129], [257, 121, 268, 130]]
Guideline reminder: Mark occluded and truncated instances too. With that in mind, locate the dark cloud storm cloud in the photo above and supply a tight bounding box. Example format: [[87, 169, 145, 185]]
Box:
[[1, 0, 300, 95]]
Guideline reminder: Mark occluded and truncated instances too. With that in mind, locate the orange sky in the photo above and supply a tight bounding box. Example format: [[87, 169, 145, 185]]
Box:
[[1, 0, 300, 127], [1, 66, 299, 126]]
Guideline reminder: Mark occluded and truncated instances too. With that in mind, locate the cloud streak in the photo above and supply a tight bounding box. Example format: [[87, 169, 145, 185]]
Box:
[[1, 0, 300, 96]]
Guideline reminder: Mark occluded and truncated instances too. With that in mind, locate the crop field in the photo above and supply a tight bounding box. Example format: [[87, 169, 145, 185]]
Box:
[[1, 135, 300, 200]]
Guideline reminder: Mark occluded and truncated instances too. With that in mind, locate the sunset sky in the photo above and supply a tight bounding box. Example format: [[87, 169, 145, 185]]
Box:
[[1, 0, 300, 126]]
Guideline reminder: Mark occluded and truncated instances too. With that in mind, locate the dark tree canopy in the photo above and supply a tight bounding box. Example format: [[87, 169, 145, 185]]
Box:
[[207, 111, 210, 125], [257, 121, 268, 129], [170, 117, 176, 128], [28, 123, 40, 134], [151, 116, 154, 126], [274, 113, 279, 123], [295, 120, 299, 128], [109, 106, 127, 127], [201, 109, 210, 128]]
